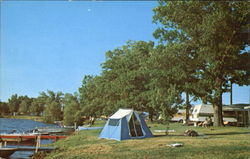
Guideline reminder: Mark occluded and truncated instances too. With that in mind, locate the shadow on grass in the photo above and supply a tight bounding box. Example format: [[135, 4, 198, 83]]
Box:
[[153, 134, 184, 137], [154, 131, 250, 137], [204, 131, 250, 136]]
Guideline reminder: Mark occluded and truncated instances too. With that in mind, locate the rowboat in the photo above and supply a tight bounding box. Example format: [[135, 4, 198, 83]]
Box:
[[0, 133, 36, 142]]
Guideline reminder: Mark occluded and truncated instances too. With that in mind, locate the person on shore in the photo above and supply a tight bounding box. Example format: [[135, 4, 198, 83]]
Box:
[[203, 116, 212, 127]]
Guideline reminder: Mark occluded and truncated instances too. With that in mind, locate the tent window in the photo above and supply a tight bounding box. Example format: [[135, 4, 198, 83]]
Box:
[[129, 117, 136, 137], [128, 113, 143, 137], [108, 119, 119, 126], [134, 114, 143, 136]]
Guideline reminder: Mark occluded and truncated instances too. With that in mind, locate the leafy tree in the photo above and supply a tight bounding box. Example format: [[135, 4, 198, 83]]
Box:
[[79, 75, 108, 121], [152, 43, 200, 122], [101, 41, 155, 115], [41, 90, 64, 123], [153, 1, 250, 126], [146, 44, 185, 121], [79, 75, 94, 111], [40, 90, 63, 104], [19, 100, 29, 114], [100, 40, 182, 121], [18, 96, 32, 114], [30, 100, 40, 116], [8, 94, 20, 115], [80, 40, 183, 122], [30, 97, 45, 116], [0, 101, 9, 116], [63, 93, 81, 126], [43, 101, 62, 123], [79, 41, 159, 120]]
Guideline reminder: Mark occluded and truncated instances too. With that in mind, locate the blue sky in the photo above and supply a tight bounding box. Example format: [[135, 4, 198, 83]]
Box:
[[1, 1, 249, 104]]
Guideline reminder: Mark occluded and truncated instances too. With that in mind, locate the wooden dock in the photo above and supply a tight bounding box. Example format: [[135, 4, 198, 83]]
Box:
[[0, 134, 65, 158]]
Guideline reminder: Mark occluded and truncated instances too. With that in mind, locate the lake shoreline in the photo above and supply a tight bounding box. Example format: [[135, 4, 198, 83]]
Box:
[[44, 122, 250, 159], [0, 118, 56, 159], [2, 115, 44, 122]]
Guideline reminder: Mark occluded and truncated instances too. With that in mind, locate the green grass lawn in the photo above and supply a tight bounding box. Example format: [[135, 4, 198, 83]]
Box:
[[41, 122, 250, 159]]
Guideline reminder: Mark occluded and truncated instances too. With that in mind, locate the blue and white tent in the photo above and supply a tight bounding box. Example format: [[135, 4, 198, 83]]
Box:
[[99, 109, 153, 141]]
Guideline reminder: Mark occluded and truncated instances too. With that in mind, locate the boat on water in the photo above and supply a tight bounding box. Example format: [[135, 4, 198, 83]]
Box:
[[0, 133, 37, 142], [0, 147, 17, 158], [36, 127, 74, 134]]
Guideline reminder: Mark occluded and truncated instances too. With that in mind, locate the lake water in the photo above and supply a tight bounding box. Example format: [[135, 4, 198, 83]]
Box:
[[0, 118, 55, 159]]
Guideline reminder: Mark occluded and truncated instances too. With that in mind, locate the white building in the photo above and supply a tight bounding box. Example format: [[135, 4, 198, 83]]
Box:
[[190, 104, 249, 126]]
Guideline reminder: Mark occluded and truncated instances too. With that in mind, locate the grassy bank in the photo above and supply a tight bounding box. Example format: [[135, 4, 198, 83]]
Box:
[[42, 122, 250, 159]]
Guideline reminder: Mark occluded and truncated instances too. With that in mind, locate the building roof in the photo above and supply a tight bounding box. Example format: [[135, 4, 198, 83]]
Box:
[[193, 104, 249, 114]]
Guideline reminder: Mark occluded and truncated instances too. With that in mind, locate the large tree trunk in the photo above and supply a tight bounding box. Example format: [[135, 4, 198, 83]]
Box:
[[213, 103, 223, 126], [185, 92, 190, 123], [213, 78, 224, 126], [230, 80, 233, 105], [148, 108, 154, 122]]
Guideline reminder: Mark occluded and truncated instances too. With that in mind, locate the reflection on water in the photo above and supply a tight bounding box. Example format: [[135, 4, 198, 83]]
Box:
[[0, 118, 55, 159], [10, 150, 34, 159]]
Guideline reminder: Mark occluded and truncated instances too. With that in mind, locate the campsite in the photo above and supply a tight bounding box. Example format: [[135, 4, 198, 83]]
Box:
[[32, 108, 250, 159], [1, 1, 250, 159], [35, 121, 250, 159]]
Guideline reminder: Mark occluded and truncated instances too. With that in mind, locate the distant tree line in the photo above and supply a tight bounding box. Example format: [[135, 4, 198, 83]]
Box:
[[0, 91, 82, 126], [1, 1, 249, 126]]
